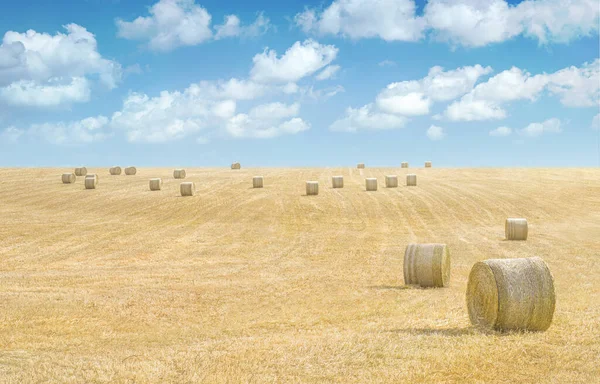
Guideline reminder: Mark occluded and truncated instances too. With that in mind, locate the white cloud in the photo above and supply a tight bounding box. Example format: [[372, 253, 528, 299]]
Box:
[[426, 125, 445, 140], [315, 65, 341, 80], [248, 102, 299, 120], [377, 91, 431, 116], [28, 115, 111, 145], [592, 113, 600, 130], [214, 13, 270, 40], [0, 77, 90, 107], [517, 118, 562, 137], [547, 59, 599, 107], [226, 114, 310, 139], [329, 104, 407, 132], [378, 60, 396, 67], [0, 126, 24, 143], [250, 40, 338, 83], [445, 96, 507, 121], [489, 126, 512, 137]]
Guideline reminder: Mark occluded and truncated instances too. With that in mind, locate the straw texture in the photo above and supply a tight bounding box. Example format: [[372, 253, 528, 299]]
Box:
[[407, 174, 417, 186], [403, 243, 451, 288], [62, 173, 76, 184], [385, 175, 398, 188], [109, 166, 122, 175], [306, 181, 319, 196], [124, 167, 137, 175], [231, 163, 241, 170], [366, 178, 378, 191], [401, 162, 409, 168], [425, 161, 432, 168], [149, 178, 163, 191], [84, 174, 98, 189], [332, 176, 344, 188], [357, 163, 365, 169], [74, 167, 87, 176], [466, 257, 555, 332], [180, 182, 195, 196], [173, 169, 186, 179], [505, 218, 528, 240], [253, 176, 264, 188]]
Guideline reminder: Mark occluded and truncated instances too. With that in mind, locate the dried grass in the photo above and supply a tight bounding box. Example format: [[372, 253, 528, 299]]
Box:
[[357, 163, 365, 169], [505, 218, 528, 240], [74, 167, 87, 176], [366, 178, 378, 191], [253, 176, 264, 188], [109, 166, 122, 175], [385, 175, 398, 188], [149, 178, 163, 191], [231, 163, 241, 170], [332, 176, 344, 188], [425, 161, 432, 168], [306, 181, 319, 195], [173, 169, 186, 179], [403, 243, 451, 288], [401, 162, 409, 168], [407, 174, 417, 186], [84, 174, 98, 189], [180, 182, 195, 196], [125, 167, 137, 175], [61, 173, 76, 184]]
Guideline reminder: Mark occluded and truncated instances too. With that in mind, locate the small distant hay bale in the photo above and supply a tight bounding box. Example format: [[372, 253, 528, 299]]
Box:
[[505, 218, 528, 240], [385, 175, 398, 188], [253, 176, 264, 188], [366, 178, 378, 191], [401, 162, 409, 168], [231, 162, 241, 170], [332, 176, 344, 188], [404, 243, 451, 288], [74, 167, 87, 176], [466, 256, 555, 332], [84, 174, 98, 189], [62, 173, 76, 184], [406, 174, 417, 186], [109, 166, 122, 175], [180, 182, 195, 196], [173, 169, 186, 179], [306, 181, 319, 196], [149, 178, 163, 191], [124, 166, 137, 175], [425, 161, 432, 168], [357, 163, 365, 169]]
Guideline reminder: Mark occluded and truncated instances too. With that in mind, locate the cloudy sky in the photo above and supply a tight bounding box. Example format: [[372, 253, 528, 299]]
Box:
[[0, 0, 598, 167]]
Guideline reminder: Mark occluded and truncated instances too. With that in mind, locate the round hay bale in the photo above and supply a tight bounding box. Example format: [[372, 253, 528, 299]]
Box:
[[385, 175, 398, 188], [109, 166, 122, 175], [231, 162, 241, 170], [180, 182, 195, 196], [173, 169, 186, 179], [403, 243, 451, 288], [406, 174, 417, 186], [62, 173, 76, 184], [253, 176, 264, 188], [425, 161, 432, 168], [84, 174, 98, 189], [124, 166, 137, 175], [505, 218, 528, 240], [401, 162, 409, 168], [366, 178, 378, 191], [466, 257, 555, 332], [357, 163, 365, 169], [74, 167, 87, 176], [306, 181, 319, 196], [332, 176, 344, 188], [149, 178, 163, 191]]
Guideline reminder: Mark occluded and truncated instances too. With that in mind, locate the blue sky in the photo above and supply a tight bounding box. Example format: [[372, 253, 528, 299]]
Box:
[[0, 0, 598, 167]]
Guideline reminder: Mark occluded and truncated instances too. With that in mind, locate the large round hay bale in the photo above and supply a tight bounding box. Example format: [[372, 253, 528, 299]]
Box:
[[231, 162, 241, 170], [401, 162, 409, 168], [149, 178, 163, 191], [124, 166, 137, 175], [332, 176, 344, 188], [406, 174, 417, 186], [253, 176, 264, 188], [366, 178, 378, 191], [173, 169, 186, 179], [84, 174, 98, 189], [62, 173, 76, 184], [385, 175, 398, 188], [306, 181, 319, 196], [403, 243, 451, 288], [466, 257, 555, 332], [357, 163, 365, 169], [180, 182, 195, 196], [109, 166, 122, 175], [425, 161, 432, 168], [505, 218, 528, 240], [74, 167, 87, 176]]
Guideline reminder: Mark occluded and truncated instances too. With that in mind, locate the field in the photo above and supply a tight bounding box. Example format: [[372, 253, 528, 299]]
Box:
[[0, 167, 599, 383]]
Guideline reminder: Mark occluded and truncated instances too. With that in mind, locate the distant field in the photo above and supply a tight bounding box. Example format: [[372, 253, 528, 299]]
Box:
[[0, 167, 599, 383]]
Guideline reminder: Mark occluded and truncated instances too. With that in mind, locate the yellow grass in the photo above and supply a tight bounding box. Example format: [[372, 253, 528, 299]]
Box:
[[0, 167, 599, 383]]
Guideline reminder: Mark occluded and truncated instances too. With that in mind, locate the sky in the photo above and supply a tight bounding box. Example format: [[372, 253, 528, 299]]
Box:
[[0, 0, 598, 168]]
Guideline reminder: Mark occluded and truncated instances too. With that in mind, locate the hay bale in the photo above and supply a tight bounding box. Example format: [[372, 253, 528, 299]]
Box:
[[332, 176, 344, 188], [404, 243, 451, 288], [62, 173, 76, 184], [109, 166, 122, 175], [505, 218, 528, 240], [173, 169, 186, 179], [149, 178, 163, 191], [357, 163, 365, 169], [124, 166, 137, 175], [180, 182, 195, 196], [306, 181, 319, 196], [84, 174, 98, 189], [385, 175, 398, 188], [401, 162, 409, 168], [74, 167, 87, 176], [466, 257, 555, 332], [366, 178, 378, 191], [406, 174, 417, 186], [425, 161, 432, 168], [231, 162, 241, 170], [253, 176, 264, 188]]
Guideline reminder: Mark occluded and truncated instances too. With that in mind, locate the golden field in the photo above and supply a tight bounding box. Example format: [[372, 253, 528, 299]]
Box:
[[0, 167, 599, 383]]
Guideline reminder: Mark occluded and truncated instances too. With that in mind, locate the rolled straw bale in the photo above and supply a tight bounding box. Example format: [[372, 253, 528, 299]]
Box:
[[173, 169, 186, 179], [401, 162, 409, 168], [231, 162, 241, 170], [357, 163, 365, 169], [306, 181, 319, 196], [404, 243, 451, 288], [505, 218, 528, 240], [406, 174, 417, 186], [84, 174, 98, 189], [149, 178, 163, 191], [385, 175, 398, 188], [366, 178, 378, 191], [466, 257, 555, 332], [109, 166, 122, 175], [332, 176, 344, 188], [425, 161, 432, 168], [180, 182, 195, 196], [253, 176, 264, 188], [124, 166, 137, 175], [74, 167, 87, 176], [62, 173, 76, 184]]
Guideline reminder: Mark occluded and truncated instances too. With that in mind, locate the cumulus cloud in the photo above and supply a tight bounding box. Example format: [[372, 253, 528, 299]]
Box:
[[517, 118, 562, 137], [489, 126, 512, 137], [329, 104, 407, 132], [214, 13, 270, 40], [0, 77, 90, 107], [547, 59, 600, 107], [315, 65, 341, 81], [28, 115, 111, 145], [426, 125, 445, 140], [0, 126, 25, 143]]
